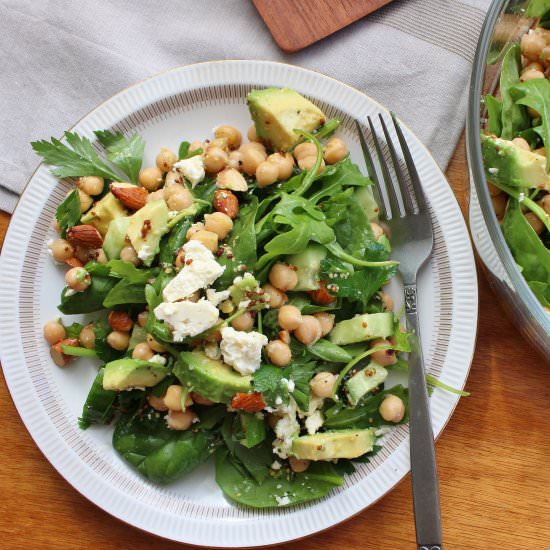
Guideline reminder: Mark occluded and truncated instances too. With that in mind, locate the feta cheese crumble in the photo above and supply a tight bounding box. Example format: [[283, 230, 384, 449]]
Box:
[[220, 327, 268, 376], [204, 341, 222, 360], [273, 399, 300, 459], [163, 240, 225, 302], [280, 378, 295, 393], [274, 493, 290, 506], [206, 288, 230, 307], [173, 155, 205, 187], [305, 410, 324, 435], [149, 354, 167, 366], [137, 244, 155, 263], [270, 460, 282, 471], [154, 299, 219, 340]]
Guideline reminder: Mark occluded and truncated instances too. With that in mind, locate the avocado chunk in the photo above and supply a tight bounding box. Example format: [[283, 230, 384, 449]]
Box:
[[247, 88, 326, 151], [103, 358, 168, 391], [291, 429, 376, 460], [175, 351, 252, 404], [287, 243, 326, 291], [127, 200, 169, 266], [481, 134, 550, 189], [81, 192, 127, 236], [345, 362, 388, 406], [103, 216, 131, 259], [329, 312, 393, 345], [229, 273, 260, 305]]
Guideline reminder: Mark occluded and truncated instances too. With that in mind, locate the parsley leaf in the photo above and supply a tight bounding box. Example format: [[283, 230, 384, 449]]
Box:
[[252, 364, 290, 408], [55, 189, 81, 237], [94, 130, 145, 183]]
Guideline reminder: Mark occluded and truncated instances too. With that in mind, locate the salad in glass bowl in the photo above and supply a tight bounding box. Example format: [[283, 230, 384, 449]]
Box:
[[34, 87, 442, 508]]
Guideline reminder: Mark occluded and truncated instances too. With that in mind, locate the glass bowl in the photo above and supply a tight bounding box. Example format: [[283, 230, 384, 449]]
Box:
[[467, 0, 550, 357]]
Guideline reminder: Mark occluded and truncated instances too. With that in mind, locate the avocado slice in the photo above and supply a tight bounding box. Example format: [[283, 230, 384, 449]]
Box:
[[355, 186, 381, 222], [103, 358, 169, 391], [291, 429, 376, 461], [247, 88, 326, 151], [175, 351, 252, 404], [127, 200, 169, 266], [287, 244, 327, 291], [345, 362, 388, 406], [81, 192, 127, 236], [103, 216, 131, 259], [329, 312, 393, 345], [481, 134, 550, 190]]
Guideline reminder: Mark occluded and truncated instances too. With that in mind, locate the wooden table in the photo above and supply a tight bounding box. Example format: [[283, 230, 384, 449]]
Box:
[[1, 135, 549, 549]]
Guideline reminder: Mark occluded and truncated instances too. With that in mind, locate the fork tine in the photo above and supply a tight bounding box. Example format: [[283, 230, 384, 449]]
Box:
[[368, 116, 403, 219], [391, 112, 426, 211], [354, 119, 386, 219], [378, 114, 415, 215]]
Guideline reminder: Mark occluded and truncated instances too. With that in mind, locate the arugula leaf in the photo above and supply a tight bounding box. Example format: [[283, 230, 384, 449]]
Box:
[[94, 130, 145, 183], [32, 132, 121, 180], [511, 78, 550, 170], [484, 94, 502, 137], [55, 189, 81, 238]]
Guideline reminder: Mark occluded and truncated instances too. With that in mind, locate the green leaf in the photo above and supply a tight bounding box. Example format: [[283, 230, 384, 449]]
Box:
[[93, 318, 124, 363], [527, 0, 550, 18], [239, 413, 267, 448], [63, 321, 83, 339], [253, 364, 290, 408], [307, 339, 352, 363], [159, 217, 193, 266], [95, 130, 145, 183], [484, 95, 502, 137], [32, 132, 121, 180], [79, 368, 117, 429], [55, 189, 81, 238], [58, 276, 117, 314]]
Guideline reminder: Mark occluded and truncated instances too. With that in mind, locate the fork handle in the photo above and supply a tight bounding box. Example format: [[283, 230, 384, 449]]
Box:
[[405, 285, 443, 549]]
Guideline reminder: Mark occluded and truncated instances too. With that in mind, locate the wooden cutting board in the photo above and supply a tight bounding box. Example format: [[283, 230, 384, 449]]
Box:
[[252, 0, 395, 53]]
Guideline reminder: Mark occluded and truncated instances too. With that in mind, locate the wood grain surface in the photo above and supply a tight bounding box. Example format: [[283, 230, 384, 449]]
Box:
[[1, 135, 549, 549], [252, 0, 394, 53]]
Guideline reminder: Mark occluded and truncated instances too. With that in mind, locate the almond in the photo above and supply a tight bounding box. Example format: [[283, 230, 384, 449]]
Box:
[[65, 257, 83, 268], [66, 224, 103, 248], [51, 338, 79, 367], [231, 392, 266, 413], [111, 182, 148, 210], [108, 310, 134, 332], [213, 189, 239, 219], [216, 167, 248, 192], [308, 280, 337, 305]]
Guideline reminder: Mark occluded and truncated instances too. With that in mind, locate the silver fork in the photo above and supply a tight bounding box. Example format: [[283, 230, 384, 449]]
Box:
[[356, 114, 442, 550]]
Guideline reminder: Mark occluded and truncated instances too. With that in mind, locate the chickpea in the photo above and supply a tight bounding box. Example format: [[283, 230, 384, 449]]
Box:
[[269, 263, 298, 292], [268, 152, 294, 180], [215, 125, 242, 150], [487, 182, 502, 197], [288, 456, 310, 473], [228, 150, 244, 171], [147, 394, 168, 412], [242, 148, 266, 176], [379, 394, 405, 423], [120, 245, 139, 265], [139, 166, 163, 191], [189, 140, 204, 153], [491, 193, 507, 219], [107, 330, 130, 351], [525, 212, 544, 234], [167, 187, 193, 211], [278, 330, 291, 344], [263, 284, 288, 308], [78, 189, 93, 212], [522, 61, 544, 73], [164, 385, 193, 411], [539, 195, 550, 215], [247, 125, 260, 142], [231, 311, 255, 331], [79, 324, 96, 349], [165, 170, 183, 186], [310, 371, 337, 398], [190, 392, 214, 405], [166, 409, 198, 430], [132, 342, 153, 360], [212, 137, 230, 152], [147, 333, 166, 353], [186, 222, 205, 240], [521, 29, 545, 61], [278, 305, 302, 331], [541, 46, 550, 68], [370, 222, 384, 240], [240, 141, 266, 155], [520, 68, 545, 82], [379, 292, 394, 311], [298, 155, 325, 174], [204, 146, 228, 173], [294, 315, 322, 346], [314, 312, 335, 337], [137, 310, 148, 328], [147, 189, 166, 202], [189, 229, 219, 252], [156, 147, 177, 172], [93, 249, 108, 264], [371, 338, 398, 366], [256, 161, 279, 187], [293, 142, 317, 161], [50, 239, 74, 262], [65, 267, 91, 292], [323, 138, 347, 164], [204, 212, 233, 240], [43, 320, 66, 345], [266, 339, 292, 367], [77, 176, 104, 196]]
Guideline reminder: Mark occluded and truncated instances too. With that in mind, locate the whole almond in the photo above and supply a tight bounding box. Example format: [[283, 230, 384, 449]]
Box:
[[66, 224, 103, 248], [213, 189, 239, 219], [216, 168, 248, 192], [111, 183, 148, 210], [108, 310, 134, 332]]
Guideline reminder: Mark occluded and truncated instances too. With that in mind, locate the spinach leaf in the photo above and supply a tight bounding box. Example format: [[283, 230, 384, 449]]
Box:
[[239, 412, 267, 448], [527, 0, 550, 18], [177, 141, 203, 159], [511, 78, 550, 170], [94, 318, 124, 363], [79, 368, 117, 429], [58, 276, 117, 314], [94, 130, 144, 184], [197, 404, 227, 430], [500, 44, 530, 140], [308, 339, 352, 363], [192, 177, 217, 203], [484, 94, 502, 137], [55, 189, 81, 238], [32, 132, 121, 180], [102, 260, 159, 307], [159, 217, 193, 266], [113, 408, 218, 484]]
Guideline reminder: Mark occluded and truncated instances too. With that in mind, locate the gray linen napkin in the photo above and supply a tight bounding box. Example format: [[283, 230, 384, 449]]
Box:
[[0, 0, 490, 213]]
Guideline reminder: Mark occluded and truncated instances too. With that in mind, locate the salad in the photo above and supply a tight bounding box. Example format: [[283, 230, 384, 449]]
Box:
[[481, 2, 550, 309], [35, 87, 444, 509]]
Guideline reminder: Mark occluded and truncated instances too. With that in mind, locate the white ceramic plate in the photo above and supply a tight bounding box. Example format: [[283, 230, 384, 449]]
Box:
[[0, 61, 477, 547]]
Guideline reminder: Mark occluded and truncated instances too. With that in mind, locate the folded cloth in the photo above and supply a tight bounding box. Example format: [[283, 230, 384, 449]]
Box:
[[0, 0, 490, 213]]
